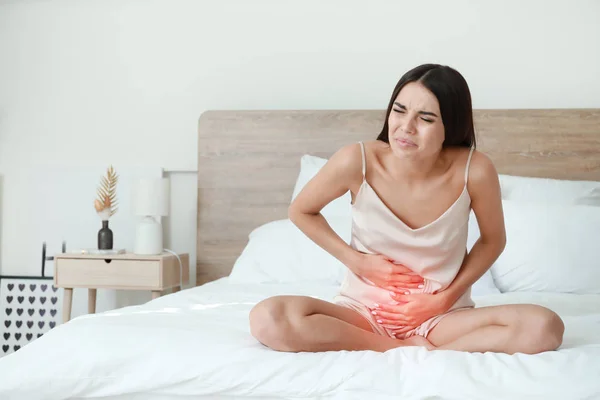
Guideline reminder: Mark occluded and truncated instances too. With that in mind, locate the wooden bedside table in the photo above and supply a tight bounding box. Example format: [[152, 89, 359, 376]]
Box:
[[54, 252, 189, 323]]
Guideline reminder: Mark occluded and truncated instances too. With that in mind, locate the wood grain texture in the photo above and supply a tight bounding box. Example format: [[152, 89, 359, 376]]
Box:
[[197, 109, 600, 285], [55, 258, 161, 289], [54, 252, 189, 290]]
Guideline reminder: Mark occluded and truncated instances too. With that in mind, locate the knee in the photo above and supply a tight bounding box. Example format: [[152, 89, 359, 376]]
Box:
[[519, 306, 564, 354], [249, 296, 295, 351]]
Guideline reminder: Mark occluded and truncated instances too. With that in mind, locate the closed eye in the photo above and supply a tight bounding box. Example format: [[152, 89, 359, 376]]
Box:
[[393, 108, 434, 123]]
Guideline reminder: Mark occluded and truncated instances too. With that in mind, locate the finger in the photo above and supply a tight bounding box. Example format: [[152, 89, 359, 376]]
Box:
[[390, 282, 425, 290], [386, 288, 420, 297], [378, 320, 410, 328], [377, 318, 416, 327], [394, 277, 425, 285], [391, 326, 415, 334], [385, 279, 425, 289], [389, 293, 412, 303], [390, 274, 424, 283], [392, 269, 423, 279], [382, 285, 408, 292], [390, 279, 424, 288], [391, 269, 422, 277], [376, 303, 409, 312], [372, 302, 408, 312], [373, 316, 412, 327], [371, 311, 414, 326], [388, 289, 411, 296], [371, 309, 406, 321], [391, 326, 417, 335], [386, 261, 414, 272]]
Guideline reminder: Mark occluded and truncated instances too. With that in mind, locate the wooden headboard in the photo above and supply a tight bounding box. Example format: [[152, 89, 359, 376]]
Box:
[[196, 109, 600, 285]]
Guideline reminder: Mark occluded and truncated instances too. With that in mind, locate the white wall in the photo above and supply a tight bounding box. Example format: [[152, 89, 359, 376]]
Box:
[[1, 0, 599, 313]]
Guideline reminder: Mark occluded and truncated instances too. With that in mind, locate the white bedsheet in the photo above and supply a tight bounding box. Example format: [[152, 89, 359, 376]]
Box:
[[0, 279, 599, 400]]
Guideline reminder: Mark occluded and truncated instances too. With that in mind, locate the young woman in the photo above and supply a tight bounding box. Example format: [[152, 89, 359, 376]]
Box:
[[249, 64, 564, 354]]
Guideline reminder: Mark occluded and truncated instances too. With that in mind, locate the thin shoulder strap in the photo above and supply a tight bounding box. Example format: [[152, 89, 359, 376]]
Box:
[[464, 146, 475, 183], [358, 141, 366, 179]]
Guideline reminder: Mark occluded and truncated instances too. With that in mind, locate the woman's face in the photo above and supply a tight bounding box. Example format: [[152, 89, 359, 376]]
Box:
[[387, 82, 445, 158]]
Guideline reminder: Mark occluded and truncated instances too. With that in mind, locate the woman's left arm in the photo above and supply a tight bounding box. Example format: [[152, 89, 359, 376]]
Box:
[[437, 151, 507, 308]]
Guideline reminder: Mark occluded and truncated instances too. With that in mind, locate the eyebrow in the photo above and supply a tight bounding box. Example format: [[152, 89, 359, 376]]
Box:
[[394, 102, 438, 118]]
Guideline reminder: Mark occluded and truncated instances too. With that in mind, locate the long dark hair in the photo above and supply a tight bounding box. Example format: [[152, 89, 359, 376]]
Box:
[[377, 64, 476, 148]]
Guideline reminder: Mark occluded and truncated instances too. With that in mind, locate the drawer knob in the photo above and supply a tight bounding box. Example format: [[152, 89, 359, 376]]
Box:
[[104, 259, 112, 264]]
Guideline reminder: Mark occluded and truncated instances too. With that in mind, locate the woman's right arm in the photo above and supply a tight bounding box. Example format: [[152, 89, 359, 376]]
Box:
[[288, 143, 364, 272], [288, 143, 425, 291]]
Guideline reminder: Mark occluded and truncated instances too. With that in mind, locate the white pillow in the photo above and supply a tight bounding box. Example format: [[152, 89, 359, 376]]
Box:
[[499, 174, 600, 206], [490, 199, 600, 294], [290, 154, 352, 220], [228, 217, 351, 285]]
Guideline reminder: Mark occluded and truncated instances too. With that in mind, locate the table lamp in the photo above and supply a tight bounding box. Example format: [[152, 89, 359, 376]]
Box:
[[132, 177, 170, 255]]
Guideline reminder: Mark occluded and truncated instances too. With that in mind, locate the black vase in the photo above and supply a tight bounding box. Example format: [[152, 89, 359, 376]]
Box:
[[98, 220, 113, 250]]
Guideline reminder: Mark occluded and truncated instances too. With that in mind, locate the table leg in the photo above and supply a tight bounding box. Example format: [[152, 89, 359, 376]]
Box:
[[88, 289, 97, 314], [63, 288, 73, 323], [152, 290, 161, 300]]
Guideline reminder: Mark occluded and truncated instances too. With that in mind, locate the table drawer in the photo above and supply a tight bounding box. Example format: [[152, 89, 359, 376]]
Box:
[[55, 258, 161, 289]]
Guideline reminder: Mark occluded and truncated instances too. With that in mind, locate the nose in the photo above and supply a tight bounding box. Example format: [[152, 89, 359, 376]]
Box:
[[401, 117, 417, 134]]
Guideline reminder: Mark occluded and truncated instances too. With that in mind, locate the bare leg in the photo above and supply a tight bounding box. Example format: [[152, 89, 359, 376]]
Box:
[[427, 304, 564, 354], [249, 295, 434, 352]]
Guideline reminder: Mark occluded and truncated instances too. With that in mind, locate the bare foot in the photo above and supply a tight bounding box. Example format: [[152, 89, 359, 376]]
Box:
[[403, 335, 437, 351]]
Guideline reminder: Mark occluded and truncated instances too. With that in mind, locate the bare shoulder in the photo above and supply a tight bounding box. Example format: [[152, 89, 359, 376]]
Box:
[[290, 142, 366, 214], [465, 149, 500, 194], [361, 139, 389, 166], [468, 149, 498, 181], [363, 139, 389, 153], [325, 142, 365, 182]]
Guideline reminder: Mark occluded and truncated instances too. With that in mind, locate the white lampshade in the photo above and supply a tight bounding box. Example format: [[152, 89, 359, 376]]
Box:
[[132, 178, 170, 217]]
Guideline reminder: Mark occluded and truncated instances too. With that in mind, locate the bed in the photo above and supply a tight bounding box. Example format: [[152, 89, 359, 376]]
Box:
[[1, 109, 599, 400]]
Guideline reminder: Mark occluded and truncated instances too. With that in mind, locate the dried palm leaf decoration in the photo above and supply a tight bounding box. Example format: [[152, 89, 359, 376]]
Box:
[[94, 165, 119, 220]]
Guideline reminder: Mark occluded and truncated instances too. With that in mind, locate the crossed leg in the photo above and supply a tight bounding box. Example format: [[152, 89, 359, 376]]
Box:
[[427, 304, 565, 354], [250, 295, 564, 355], [249, 295, 433, 352]]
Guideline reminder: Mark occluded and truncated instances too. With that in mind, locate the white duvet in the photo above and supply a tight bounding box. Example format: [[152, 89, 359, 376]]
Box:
[[0, 279, 599, 400]]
